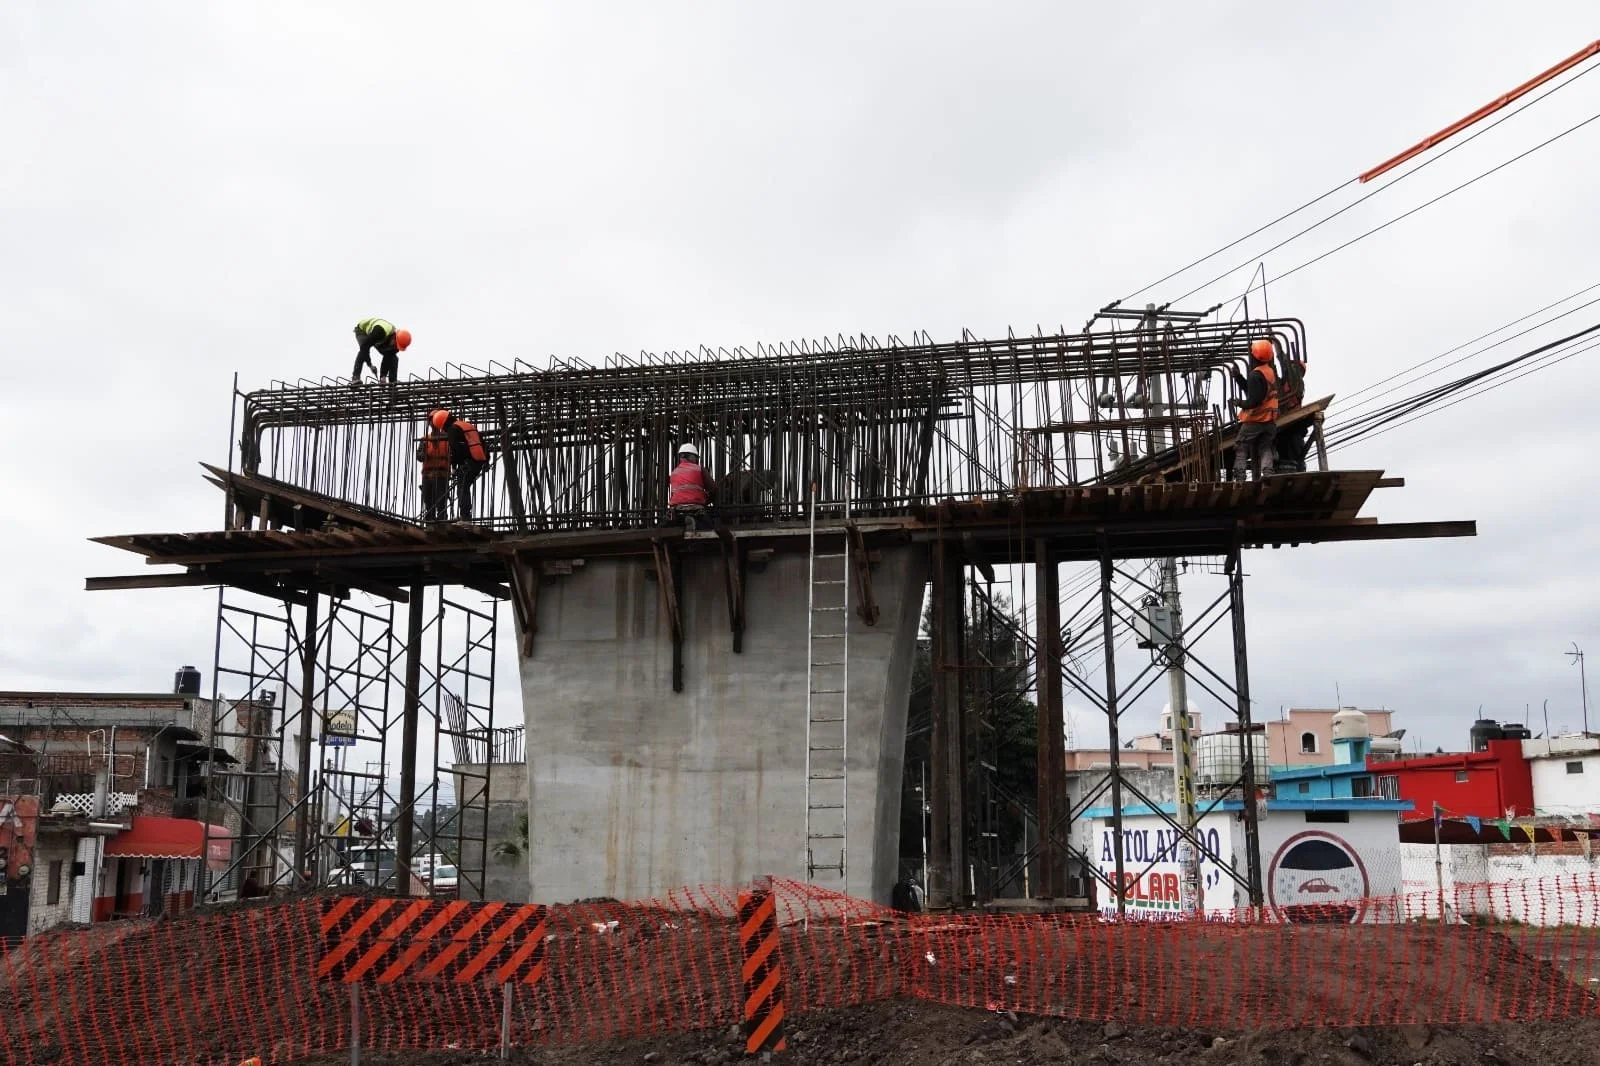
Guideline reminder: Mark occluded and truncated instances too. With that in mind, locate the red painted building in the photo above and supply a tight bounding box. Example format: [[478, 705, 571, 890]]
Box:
[[1373, 739, 1534, 822]]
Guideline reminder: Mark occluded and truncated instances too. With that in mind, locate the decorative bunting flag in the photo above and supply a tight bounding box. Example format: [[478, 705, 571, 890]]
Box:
[[1495, 818, 1511, 841], [1519, 823, 1538, 845], [1433, 807, 1444, 831], [1466, 815, 1482, 834]]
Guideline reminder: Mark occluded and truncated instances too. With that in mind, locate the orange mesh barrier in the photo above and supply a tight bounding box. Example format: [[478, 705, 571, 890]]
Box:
[[3, 876, 1600, 1064]]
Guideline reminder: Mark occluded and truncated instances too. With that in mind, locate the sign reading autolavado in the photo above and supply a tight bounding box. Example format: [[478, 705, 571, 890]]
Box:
[[1093, 816, 1230, 918], [1267, 830, 1371, 923]]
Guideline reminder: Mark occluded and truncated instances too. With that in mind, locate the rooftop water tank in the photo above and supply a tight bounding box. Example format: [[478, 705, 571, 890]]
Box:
[[174, 665, 201, 696], [1195, 731, 1270, 785], [1331, 707, 1370, 741], [1470, 719, 1504, 752], [1500, 723, 1532, 743]]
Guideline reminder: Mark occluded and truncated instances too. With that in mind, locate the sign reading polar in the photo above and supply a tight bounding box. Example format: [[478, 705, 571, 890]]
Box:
[[1268, 831, 1370, 923]]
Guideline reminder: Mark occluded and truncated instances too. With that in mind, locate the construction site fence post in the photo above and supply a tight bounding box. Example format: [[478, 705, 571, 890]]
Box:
[[738, 876, 788, 1056], [500, 982, 513, 1060], [349, 982, 361, 1066]]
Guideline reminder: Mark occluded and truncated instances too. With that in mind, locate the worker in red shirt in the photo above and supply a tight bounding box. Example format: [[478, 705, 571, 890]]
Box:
[[668, 444, 715, 529]]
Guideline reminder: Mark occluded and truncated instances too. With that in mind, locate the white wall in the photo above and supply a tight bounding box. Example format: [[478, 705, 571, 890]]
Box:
[[1529, 753, 1600, 816], [1092, 807, 1405, 921], [1402, 840, 1600, 926]]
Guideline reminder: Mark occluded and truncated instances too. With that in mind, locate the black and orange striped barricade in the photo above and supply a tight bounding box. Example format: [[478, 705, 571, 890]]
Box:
[[737, 877, 787, 1056], [318, 897, 550, 1062]]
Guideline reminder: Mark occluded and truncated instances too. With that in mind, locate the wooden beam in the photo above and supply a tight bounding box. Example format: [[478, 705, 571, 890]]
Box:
[[651, 540, 684, 693], [86, 572, 218, 592], [716, 529, 746, 653], [850, 524, 880, 626]]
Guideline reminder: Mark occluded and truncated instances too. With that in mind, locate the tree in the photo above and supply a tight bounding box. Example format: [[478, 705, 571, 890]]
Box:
[[492, 810, 528, 862]]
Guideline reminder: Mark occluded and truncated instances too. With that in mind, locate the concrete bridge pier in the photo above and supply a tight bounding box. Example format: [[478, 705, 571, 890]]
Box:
[[515, 541, 927, 904]]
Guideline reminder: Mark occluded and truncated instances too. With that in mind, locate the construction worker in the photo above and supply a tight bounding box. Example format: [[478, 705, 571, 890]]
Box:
[[1274, 352, 1314, 473], [667, 444, 714, 529], [432, 410, 489, 521], [417, 416, 452, 523], [351, 317, 412, 385], [1230, 338, 1278, 480]]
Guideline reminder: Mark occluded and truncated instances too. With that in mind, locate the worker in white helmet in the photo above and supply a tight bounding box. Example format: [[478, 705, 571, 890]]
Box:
[[667, 444, 715, 529]]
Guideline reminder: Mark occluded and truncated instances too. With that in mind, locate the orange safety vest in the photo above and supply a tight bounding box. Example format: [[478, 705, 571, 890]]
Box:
[[1240, 362, 1279, 424], [419, 435, 451, 476], [668, 461, 710, 506], [455, 420, 488, 463]]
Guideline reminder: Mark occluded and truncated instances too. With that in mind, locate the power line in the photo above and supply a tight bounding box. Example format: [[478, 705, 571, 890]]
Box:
[[1338, 280, 1600, 409], [1324, 320, 1600, 449], [1227, 105, 1600, 304], [1334, 289, 1600, 421], [1150, 59, 1600, 306]]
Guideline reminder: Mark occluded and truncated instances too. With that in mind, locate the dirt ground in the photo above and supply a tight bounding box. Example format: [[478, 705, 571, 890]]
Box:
[[292, 997, 1600, 1066]]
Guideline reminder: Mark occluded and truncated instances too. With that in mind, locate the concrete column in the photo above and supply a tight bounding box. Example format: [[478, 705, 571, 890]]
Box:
[[927, 544, 965, 909], [517, 544, 926, 904]]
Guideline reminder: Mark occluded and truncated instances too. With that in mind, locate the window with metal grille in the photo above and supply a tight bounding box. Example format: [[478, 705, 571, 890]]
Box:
[[47, 860, 63, 905]]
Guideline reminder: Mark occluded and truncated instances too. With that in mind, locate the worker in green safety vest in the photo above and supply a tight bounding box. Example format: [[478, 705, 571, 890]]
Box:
[[351, 317, 412, 385]]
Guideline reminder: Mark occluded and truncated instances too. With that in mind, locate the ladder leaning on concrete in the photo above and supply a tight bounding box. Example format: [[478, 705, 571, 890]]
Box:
[[804, 480, 849, 887]]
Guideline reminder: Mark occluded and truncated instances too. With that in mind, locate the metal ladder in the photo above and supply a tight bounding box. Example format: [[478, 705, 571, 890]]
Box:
[[804, 481, 849, 886]]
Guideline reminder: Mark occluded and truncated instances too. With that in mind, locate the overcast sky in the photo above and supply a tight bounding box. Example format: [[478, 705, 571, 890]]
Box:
[[2, 3, 1597, 755]]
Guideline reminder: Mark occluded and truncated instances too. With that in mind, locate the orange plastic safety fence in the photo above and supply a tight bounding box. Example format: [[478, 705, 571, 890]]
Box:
[[3, 875, 1600, 1065]]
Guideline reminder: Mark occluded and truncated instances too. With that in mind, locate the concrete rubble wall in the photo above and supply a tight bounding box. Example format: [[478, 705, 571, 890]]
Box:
[[518, 545, 927, 904], [453, 761, 531, 903]]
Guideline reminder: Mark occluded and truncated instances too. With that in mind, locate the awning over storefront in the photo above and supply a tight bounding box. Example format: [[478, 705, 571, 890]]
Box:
[[104, 816, 234, 870]]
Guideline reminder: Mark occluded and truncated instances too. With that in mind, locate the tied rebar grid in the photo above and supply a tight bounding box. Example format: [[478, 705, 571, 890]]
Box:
[[238, 316, 1307, 530]]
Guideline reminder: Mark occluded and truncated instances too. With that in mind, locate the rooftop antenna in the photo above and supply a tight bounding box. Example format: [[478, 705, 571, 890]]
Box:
[[1568, 644, 1590, 735], [1543, 699, 1551, 739]]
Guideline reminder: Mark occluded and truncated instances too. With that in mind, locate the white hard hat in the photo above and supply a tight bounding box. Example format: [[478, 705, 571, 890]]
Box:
[[677, 443, 699, 458]]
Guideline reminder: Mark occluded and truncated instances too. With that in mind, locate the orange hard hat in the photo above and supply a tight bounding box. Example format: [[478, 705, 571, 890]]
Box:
[[395, 328, 412, 351], [1250, 339, 1274, 362], [430, 409, 450, 431]]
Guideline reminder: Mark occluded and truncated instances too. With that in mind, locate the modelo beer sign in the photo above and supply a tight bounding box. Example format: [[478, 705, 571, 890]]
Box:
[[1096, 824, 1224, 917]]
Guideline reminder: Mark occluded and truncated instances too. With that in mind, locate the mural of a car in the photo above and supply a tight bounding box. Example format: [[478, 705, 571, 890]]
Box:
[[1297, 878, 1341, 895]]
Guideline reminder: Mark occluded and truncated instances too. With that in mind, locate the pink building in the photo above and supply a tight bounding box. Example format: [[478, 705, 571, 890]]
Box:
[[1264, 708, 1393, 767]]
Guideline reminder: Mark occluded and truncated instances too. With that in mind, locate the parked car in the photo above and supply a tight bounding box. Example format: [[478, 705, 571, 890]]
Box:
[[429, 864, 458, 897]]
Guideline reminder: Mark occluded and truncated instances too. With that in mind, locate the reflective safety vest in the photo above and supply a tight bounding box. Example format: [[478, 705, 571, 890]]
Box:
[[1240, 362, 1279, 424], [668, 461, 710, 506], [455, 420, 488, 463], [419, 435, 451, 476], [356, 317, 394, 339]]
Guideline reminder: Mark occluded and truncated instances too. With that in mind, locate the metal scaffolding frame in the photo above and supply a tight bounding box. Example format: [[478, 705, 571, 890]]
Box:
[[201, 586, 498, 902]]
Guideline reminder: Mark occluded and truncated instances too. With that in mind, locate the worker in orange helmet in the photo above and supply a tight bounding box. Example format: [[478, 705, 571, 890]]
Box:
[[417, 413, 453, 522], [351, 317, 412, 385], [1230, 338, 1279, 481], [431, 409, 490, 521]]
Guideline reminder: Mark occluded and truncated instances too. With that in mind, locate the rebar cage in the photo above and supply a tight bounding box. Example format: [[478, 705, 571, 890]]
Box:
[[237, 315, 1306, 531]]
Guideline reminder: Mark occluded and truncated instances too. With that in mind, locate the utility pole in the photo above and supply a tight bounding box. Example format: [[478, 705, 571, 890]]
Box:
[[1569, 644, 1590, 735], [1143, 304, 1202, 915]]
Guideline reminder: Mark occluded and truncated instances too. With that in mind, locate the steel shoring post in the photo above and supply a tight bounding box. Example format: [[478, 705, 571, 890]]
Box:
[[395, 585, 426, 882], [1099, 548, 1127, 916], [1033, 546, 1066, 898], [294, 591, 321, 886], [1229, 546, 1265, 908]]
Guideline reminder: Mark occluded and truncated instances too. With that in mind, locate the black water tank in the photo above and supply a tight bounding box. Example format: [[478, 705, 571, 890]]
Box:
[[1501, 722, 1532, 743], [174, 666, 202, 696], [1470, 718, 1504, 752]]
